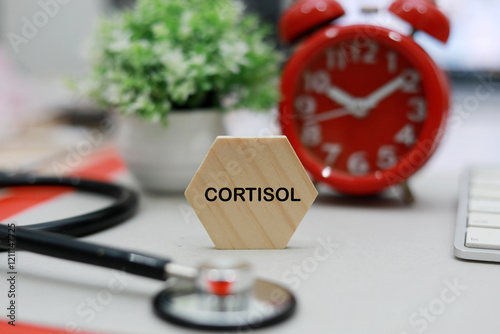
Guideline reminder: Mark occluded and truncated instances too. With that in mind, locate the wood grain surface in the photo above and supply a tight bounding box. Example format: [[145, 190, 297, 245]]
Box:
[[185, 136, 318, 249]]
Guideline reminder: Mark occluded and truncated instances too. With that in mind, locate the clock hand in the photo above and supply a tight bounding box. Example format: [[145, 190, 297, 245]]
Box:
[[302, 108, 351, 124], [326, 85, 381, 119], [326, 86, 358, 110], [324, 70, 417, 119], [361, 74, 406, 111], [359, 69, 418, 112]]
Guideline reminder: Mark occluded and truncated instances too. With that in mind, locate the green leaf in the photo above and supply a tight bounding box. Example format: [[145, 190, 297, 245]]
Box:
[[80, 0, 282, 124]]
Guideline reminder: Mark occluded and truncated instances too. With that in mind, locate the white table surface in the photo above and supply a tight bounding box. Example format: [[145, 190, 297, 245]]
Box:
[[1, 82, 500, 334]]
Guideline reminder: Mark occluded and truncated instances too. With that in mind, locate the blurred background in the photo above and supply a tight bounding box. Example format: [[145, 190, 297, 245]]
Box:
[[0, 0, 499, 175], [2, 0, 500, 75]]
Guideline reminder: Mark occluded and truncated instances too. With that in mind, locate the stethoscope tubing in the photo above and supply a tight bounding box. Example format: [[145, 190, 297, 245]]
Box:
[[0, 175, 170, 280], [0, 224, 171, 280], [0, 175, 139, 236]]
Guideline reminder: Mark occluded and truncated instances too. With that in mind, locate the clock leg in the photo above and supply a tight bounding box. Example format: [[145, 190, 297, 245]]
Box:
[[398, 181, 415, 205]]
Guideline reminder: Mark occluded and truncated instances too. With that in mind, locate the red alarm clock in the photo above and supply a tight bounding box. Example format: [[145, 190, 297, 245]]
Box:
[[279, 0, 450, 195]]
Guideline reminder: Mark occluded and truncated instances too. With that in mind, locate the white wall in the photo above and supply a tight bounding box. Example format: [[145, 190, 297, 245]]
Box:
[[2, 0, 498, 76], [0, 0, 110, 77]]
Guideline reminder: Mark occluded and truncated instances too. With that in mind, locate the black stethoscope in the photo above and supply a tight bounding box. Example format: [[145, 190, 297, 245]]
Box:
[[0, 175, 296, 331]]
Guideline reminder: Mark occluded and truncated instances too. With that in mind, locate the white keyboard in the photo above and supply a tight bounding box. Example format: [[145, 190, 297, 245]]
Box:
[[454, 167, 500, 262]]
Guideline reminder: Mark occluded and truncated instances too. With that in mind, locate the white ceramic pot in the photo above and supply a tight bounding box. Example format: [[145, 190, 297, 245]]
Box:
[[118, 110, 225, 193]]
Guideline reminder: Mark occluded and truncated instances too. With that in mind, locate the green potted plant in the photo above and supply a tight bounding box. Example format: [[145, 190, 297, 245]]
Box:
[[82, 0, 281, 192]]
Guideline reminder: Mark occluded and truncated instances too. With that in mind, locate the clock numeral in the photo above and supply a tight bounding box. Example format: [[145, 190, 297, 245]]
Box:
[[363, 41, 378, 64], [294, 96, 316, 117], [327, 42, 379, 69], [394, 124, 416, 147], [350, 42, 362, 63], [386, 51, 398, 74], [377, 145, 398, 170], [326, 47, 347, 70], [301, 124, 322, 147], [401, 69, 421, 93], [322, 143, 342, 166], [347, 151, 370, 176], [304, 70, 331, 94], [407, 97, 427, 122]]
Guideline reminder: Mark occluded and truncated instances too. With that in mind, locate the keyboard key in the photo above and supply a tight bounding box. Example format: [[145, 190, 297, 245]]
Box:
[[466, 227, 500, 250], [470, 186, 500, 199], [472, 169, 500, 181], [468, 212, 500, 229], [470, 180, 500, 189], [469, 198, 500, 213]]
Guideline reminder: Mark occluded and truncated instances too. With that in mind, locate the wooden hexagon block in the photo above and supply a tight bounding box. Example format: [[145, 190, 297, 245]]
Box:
[[185, 136, 318, 249]]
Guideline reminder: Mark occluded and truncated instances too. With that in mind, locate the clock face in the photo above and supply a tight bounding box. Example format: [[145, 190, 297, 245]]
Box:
[[293, 38, 426, 177], [280, 25, 449, 194]]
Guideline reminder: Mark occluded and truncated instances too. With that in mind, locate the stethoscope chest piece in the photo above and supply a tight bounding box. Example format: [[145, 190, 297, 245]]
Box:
[[153, 259, 296, 330]]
